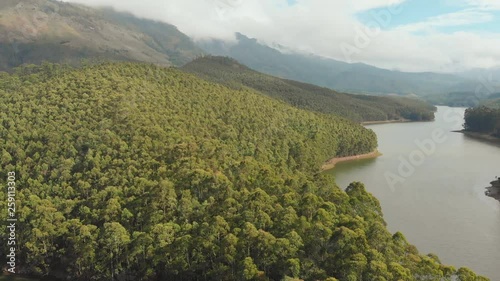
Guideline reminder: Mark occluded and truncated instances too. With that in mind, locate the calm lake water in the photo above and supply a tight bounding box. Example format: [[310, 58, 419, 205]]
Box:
[[330, 106, 500, 280]]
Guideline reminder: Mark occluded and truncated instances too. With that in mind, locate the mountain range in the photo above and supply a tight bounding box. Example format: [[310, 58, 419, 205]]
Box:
[[0, 0, 435, 122], [2, 0, 500, 105], [198, 33, 500, 98]]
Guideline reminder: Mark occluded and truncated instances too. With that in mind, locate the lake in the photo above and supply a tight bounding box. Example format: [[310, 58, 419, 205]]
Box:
[[330, 106, 500, 280]]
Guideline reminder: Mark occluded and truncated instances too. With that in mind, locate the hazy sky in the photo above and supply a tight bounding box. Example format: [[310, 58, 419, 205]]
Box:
[[62, 0, 500, 72]]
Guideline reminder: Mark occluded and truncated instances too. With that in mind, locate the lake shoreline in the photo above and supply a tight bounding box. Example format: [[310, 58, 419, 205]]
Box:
[[361, 119, 410, 125], [361, 119, 434, 125], [453, 130, 500, 144], [453, 130, 500, 202], [332, 107, 500, 280], [321, 150, 381, 171]]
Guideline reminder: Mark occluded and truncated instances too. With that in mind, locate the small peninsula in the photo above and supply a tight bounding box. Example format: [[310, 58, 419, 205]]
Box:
[[322, 150, 382, 171], [486, 177, 500, 202]]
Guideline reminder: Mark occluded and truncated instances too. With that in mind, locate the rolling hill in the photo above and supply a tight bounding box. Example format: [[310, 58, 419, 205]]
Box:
[[0, 0, 438, 124], [0, 0, 204, 70], [182, 56, 436, 122]]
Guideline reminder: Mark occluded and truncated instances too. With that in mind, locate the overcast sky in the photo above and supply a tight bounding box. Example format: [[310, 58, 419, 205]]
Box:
[[62, 0, 500, 72]]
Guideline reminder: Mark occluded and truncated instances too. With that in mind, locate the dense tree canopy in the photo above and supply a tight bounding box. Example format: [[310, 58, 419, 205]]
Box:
[[182, 56, 436, 122], [0, 62, 486, 280], [464, 106, 500, 137]]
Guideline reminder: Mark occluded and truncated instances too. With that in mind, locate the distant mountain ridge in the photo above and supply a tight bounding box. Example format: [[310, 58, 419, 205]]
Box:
[[198, 33, 496, 97], [0, 0, 436, 123], [0, 0, 204, 70]]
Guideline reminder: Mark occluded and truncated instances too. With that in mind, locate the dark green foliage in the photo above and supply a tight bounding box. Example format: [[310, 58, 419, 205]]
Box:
[[464, 106, 500, 137], [0, 63, 487, 280], [182, 56, 436, 122], [0, 275, 40, 281]]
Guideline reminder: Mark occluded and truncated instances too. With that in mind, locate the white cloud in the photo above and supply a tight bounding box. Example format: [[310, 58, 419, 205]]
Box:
[[395, 9, 493, 32], [462, 0, 500, 10], [61, 0, 500, 72], [349, 0, 405, 12]]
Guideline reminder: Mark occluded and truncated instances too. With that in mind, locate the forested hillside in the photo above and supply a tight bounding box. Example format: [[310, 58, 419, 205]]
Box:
[[464, 106, 500, 138], [182, 56, 436, 122], [0, 63, 486, 280]]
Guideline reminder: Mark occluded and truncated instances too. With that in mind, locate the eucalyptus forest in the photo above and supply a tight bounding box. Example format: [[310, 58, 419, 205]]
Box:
[[0, 0, 498, 280], [0, 63, 487, 280]]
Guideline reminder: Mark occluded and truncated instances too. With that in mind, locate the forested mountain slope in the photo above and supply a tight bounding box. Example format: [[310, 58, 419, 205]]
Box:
[[425, 92, 500, 108], [0, 62, 486, 281], [182, 56, 436, 122], [0, 0, 203, 70]]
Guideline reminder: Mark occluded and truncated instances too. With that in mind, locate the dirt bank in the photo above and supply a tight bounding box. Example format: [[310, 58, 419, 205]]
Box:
[[361, 119, 410, 125], [361, 119, 435, 125], [321, 150, 381, 171]]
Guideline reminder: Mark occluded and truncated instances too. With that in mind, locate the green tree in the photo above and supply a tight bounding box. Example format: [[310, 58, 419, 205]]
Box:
[[100, 222, 131, 279]]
